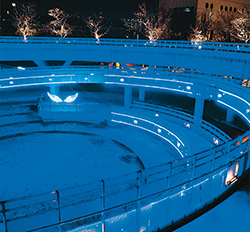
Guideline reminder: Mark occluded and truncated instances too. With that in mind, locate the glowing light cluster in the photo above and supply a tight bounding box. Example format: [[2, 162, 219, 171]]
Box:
[[47, 92, 78, 103], [225, 162, 239, 185]]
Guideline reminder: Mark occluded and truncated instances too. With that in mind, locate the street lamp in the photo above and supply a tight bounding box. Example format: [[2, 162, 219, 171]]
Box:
[[12, 2, 16, 7]]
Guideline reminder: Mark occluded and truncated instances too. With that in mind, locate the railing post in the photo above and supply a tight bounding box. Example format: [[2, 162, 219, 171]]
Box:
[[136, 170, 142, 232], [166, 162, 172, 223], [1, 202, 7, 232], [210, 148, 216, 172], [167, 162, 172, 188], [191, 155, 196, 180], [50, 101, 52, 118], [55, 191, 61, 223], [101, 180, 105, 232], [238, 137, 242, 157], [55, 190, 62, 232], [226, 141, 231, 163]]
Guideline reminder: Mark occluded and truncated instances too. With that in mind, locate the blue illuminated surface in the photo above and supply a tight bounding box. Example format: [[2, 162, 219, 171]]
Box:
[[0, 37, 249, 232]]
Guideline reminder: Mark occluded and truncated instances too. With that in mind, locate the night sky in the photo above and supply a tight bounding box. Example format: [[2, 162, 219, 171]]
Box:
[[35, 0, 159, 17]]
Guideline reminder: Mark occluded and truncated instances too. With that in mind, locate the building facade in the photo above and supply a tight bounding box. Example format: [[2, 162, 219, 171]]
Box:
[[159, 0, 250, 40], [160, 0, 250, 16]]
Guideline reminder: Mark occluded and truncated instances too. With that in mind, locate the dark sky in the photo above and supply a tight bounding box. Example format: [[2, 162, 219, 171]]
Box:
[[37, 0, 159, 17]]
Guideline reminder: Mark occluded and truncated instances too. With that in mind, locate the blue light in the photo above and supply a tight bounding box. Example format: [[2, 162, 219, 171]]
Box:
[[47, 92, 78, 103]]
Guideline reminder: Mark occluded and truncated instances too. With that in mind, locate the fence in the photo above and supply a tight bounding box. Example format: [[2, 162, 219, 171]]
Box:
[[0, 36, 250, 53], [0, 108, 249, 231]]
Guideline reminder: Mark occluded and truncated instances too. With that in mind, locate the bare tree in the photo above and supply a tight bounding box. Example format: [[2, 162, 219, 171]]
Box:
[[133, 2, 170, 41], [12, 3, 38, 41], [48, 8, 73, 37], [230, 9, 250, 43], [189, 27, 206, 42], [212, 13, 236, 42], [189, 11, 214, 42], [85, 14, 109, 40]]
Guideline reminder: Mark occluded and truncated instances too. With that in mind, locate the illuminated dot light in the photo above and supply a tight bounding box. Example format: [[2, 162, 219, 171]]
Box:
[[9, 77, 13, 79], [218, 94, 222, 98], [51, 74, 55, 76], [49, 78, 52, 81], [120, 78, 124, 82], [85, 77, 88, 80], [17, 66, 25, 70], [157, 128, 162, 133], [134, 120, 138, 124], [155, 113, 159, 117], [90, 73, 94, 76], [186, 123, 191, 128], [186, 86, 191, 90], [213, 138, 219, 145], [9, 81, 13, 84]]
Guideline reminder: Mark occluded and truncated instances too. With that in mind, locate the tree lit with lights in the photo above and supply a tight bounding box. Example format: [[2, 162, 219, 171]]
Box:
[[230, 9, 250, 43], [133, 2, 170, 41], [85, 14, 109, 40], [12, 3, 38, 41], [189, 27, 206, 42], [48, 8, 73, 37]]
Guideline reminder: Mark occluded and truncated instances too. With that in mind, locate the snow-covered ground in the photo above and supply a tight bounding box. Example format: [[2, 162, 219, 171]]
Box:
[[176, 190, 250, 232], [0, 85, 248, 232], [0, 120, 177, 201]]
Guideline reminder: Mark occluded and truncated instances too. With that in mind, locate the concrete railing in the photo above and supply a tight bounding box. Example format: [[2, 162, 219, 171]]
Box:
[[1, 36, 249, 80], [0, 38, 249, 232], [0, 119, 248, 232], [132, 101, 231, 143], [0, 36, 250, 52]]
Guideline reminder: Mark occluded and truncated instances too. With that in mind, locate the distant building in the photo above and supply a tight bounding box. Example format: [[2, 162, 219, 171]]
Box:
[[159, 0, 250, 17], [159, 0, 250, 39]]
